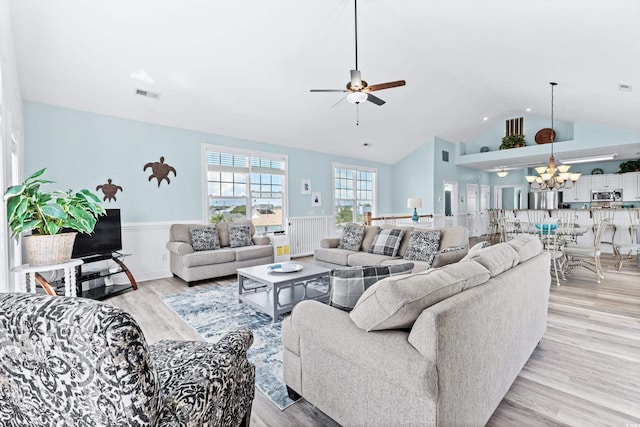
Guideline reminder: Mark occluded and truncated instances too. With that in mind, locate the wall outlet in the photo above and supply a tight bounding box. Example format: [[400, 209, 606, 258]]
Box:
[[162, 253, 168, 261]]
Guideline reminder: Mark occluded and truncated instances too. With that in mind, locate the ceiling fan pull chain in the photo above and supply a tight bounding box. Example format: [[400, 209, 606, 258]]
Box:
[[356, 104, 360, 126]]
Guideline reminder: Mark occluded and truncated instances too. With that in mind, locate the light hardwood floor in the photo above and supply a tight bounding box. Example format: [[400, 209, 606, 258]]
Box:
[[107, 249, 640, 427]]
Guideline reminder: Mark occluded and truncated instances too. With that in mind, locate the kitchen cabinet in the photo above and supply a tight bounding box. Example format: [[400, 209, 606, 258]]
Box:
[[590, 173, 623, 190], [623, 172, 640, 202], [563, 175, 591, 202]]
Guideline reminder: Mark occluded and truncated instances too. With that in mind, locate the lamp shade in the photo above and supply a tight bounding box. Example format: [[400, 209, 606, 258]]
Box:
[[407, 198, 422, 209]]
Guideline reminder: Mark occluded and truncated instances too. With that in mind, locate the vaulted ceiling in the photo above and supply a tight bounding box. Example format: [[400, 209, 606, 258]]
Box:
[[9, 0, 640, 165]]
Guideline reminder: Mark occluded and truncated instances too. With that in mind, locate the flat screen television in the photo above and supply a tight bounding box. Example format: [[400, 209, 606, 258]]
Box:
[[71, 208, 122, 258]]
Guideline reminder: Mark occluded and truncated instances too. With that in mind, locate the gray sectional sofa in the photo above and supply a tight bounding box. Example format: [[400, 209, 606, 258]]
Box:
[[283, 234, 550, 426], [166, 221, 273, 285], [314, 224, 469, 272]]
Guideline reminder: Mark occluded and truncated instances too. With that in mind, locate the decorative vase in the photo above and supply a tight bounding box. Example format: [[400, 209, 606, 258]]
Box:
[[23, 232, 77, 266]]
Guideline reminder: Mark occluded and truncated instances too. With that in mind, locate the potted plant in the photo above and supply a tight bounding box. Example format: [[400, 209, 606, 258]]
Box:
[[3, 168, 105, 266], [499, 134, 526, 150], [618, 159, 640, 173]]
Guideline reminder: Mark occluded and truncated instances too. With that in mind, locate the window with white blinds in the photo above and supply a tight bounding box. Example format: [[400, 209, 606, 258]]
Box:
[[205, 146, 287, 232]]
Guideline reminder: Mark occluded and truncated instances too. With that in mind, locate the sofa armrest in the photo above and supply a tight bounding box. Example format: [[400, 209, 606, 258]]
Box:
[[320, 237, 341, 248], [166, 241, 194, 255], [431, 246, 467, 268], [151, 328, 255, 426], [252, 235, 271, 245]]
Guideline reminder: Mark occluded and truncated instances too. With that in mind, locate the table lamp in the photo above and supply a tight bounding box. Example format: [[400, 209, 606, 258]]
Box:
[[407, 198, 422, 223]]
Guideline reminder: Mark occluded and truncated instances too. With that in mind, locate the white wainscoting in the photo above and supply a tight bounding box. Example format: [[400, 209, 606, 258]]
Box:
[[114, 221, 196, 284]]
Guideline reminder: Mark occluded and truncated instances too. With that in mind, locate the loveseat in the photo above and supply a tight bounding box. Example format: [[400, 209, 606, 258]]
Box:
[[167, 220, 273, 285], [314, 224, 469, 272], [283, 234, 550, 426], [0, 293, 255, 427]]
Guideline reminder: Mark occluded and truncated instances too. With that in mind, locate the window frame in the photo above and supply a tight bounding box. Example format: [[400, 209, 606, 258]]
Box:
[[202, 144, 288, 231], [333, 162, 376, 226]]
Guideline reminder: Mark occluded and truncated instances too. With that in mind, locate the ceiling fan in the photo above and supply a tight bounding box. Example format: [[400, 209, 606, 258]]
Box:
[[310, 0, 406, 107]]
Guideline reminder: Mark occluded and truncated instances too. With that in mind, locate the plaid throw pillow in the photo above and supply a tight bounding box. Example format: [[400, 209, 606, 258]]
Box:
[[403, 230, 441, 266], [189, 226, 221, 251], [228, 224, 252, 248], [368, 228, 405, 257], [338, 223, 366, 251], [330, 263, 415, 311]]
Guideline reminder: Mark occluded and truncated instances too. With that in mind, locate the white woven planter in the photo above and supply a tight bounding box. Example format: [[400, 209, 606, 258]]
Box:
[[23, 232, 77, 266]]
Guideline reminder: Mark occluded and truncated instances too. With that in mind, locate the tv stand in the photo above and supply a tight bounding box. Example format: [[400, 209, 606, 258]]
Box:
[[76, 252, 137, 300]]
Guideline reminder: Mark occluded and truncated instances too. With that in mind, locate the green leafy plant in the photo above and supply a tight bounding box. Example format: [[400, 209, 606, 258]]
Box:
[[499, 134, 526, 150], [618, 159, 640, 174], [3, 168, 105, 239]]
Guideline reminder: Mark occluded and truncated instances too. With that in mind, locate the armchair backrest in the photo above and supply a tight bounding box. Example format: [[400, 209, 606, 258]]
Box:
[[0, 293, 160, 426]]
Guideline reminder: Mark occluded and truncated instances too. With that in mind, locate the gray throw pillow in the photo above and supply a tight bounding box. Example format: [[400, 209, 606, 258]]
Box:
[[330, 263, 415, 312], [337, 223, 366, 251], [189, 226, 221, 251], [368, 228, 405, 256], [403, 230, 441, 266], [228, 224, 252, 248]]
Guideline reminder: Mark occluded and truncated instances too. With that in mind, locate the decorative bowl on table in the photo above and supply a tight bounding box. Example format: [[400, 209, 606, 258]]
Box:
[[267, 262, 304, 273]]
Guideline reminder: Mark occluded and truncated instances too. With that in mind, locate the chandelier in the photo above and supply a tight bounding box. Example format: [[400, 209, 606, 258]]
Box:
[[525, 82, 581, 191]]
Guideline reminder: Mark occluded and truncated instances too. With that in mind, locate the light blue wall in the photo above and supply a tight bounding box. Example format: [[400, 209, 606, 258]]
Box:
[[391, 138, 436, 215], [24, 102, 394, 222]]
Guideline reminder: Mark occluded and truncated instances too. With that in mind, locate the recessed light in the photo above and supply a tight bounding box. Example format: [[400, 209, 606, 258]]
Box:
[[130, 68, 155, 84], [482, 117, 489, 122], [525, 108, 532, 112], [618, 84, 632, 92]]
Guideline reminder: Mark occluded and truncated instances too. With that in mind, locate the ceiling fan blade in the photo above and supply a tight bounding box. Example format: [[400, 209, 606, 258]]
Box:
[[367, 80, 406, 92], [310, 89, 349, 93], [331, 95, 348, 109], [367, 93, 385, 106], [350, 69, 362, 89]]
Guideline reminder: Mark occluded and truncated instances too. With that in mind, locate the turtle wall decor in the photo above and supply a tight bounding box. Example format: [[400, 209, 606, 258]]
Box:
[[144, 156, 177, 187], [96, 178, 123, 202]]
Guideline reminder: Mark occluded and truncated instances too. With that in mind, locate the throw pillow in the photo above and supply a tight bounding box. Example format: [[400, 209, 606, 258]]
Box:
[[349, 260, 491, 331], [403, 230, 441, 266], [368, 228, 405, 257], [337, 223, 366, 251], [228, 224, 252, 248], [330, 263, 415, 312], [189, 226, 221, 251]]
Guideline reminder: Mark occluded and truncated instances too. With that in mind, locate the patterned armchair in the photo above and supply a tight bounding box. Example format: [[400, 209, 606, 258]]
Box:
[[0, 293, 255, 427]]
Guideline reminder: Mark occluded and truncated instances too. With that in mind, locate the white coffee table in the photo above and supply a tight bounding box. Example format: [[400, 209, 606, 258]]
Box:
[[237, 261, 331, 323]]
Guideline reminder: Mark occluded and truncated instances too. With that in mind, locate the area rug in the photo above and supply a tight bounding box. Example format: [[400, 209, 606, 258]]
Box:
[[160, 281, 327, 410]]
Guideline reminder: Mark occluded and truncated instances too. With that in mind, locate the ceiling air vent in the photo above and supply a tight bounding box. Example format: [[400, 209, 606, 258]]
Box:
[[618, 84, 632, 92], [134, 88, 160, 99]]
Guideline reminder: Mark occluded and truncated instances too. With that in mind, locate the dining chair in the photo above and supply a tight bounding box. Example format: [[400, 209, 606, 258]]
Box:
[[590, 209, 616, 248], [526, 210, 549, 234], [556, 209, 578, 244], [533, 218, 565, 285], [563, 217, 611, 284], [629, 208, 640, 244]]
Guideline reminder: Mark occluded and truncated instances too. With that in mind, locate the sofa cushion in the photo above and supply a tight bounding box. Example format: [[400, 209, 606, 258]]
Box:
[[361, 226, 381, 252], [229, 224, 253, 248], [314, 247, 353, 266], [505, 233, 543, 263], [338, 223, 366, 251], [189, 226, 221, 251], [234, 244, 273, 261], [182, 248, 236, 267], [350, 260, 491, 331], [330, 263, 415, 311], [462, 243, 520, 277], [347, 252, 399, 266], [403, 230, 440, 265], [438, 226, 469, 249], [170, 223, 200, 244], [368, 228, 405, 257]]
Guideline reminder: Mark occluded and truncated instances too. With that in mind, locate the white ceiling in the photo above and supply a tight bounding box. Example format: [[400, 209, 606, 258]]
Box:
[[9, 0, 640, 166]]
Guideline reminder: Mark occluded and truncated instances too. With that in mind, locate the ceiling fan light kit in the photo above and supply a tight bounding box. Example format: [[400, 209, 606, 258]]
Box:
[[310, 0, 406, 117], [525, 82, 581, 191]]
